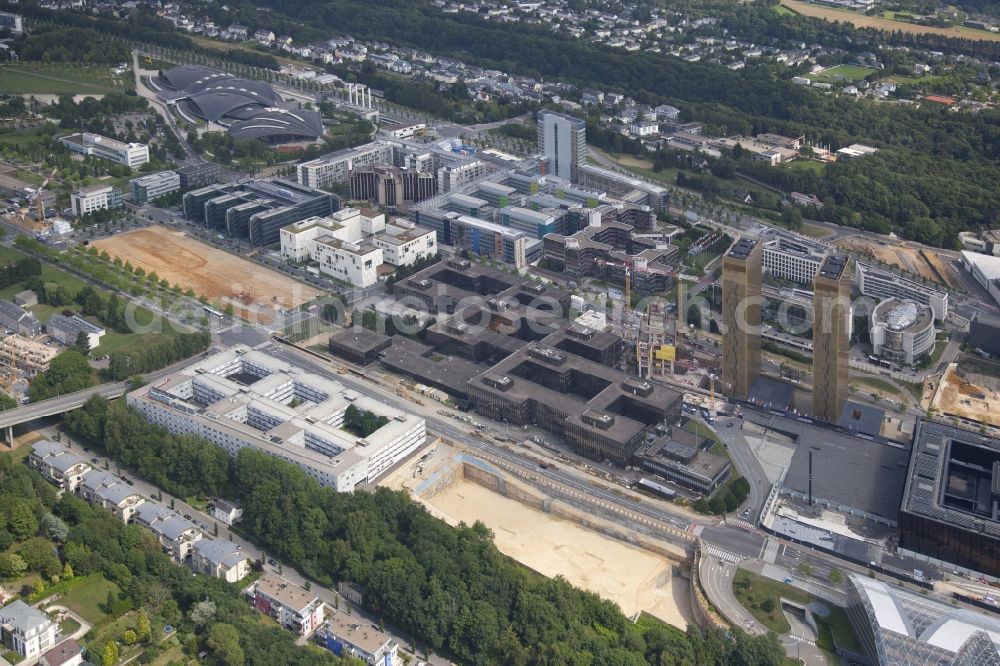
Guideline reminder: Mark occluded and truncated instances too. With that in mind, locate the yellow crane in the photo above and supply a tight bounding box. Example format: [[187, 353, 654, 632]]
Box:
[[32, 168, 57, 223]]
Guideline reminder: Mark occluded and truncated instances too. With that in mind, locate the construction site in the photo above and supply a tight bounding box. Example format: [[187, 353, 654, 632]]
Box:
[[380, 440, 695, 628], [91, 226, 324, 320], [835, 235, 961, 289], [0, 167, 71, 238], [929, 362, 1000, 428]]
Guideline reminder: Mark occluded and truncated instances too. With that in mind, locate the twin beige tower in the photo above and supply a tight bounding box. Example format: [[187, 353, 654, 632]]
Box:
[[720, 237, 853, 422]]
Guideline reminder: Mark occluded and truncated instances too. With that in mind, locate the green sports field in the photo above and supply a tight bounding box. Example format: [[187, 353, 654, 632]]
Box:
[[0, 64, 129, 94]]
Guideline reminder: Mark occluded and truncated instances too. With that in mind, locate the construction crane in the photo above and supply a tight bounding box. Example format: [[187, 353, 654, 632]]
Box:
[[32, 168, 57, 223]]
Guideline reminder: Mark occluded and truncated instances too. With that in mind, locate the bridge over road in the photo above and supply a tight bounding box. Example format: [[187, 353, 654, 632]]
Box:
[[0, 381, 130, 442]]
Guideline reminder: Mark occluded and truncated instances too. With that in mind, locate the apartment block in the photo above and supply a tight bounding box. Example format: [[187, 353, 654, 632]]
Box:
[[0, 601, 57, 661], [134, 503, 203, 562], [77, 470, 145, 522], [29, 440, 91, 493], [319, 611, 397, 665], [298, 141, 394, 189], [47, 314, 105, 349], [192, 538, 252, 583], [245, 574, 325, 637]]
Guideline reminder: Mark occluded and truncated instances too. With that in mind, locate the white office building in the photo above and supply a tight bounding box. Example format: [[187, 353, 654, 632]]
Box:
[[373, 221, 437, 267], [762, 233, 828, 285], [312, 236, 383, 288], [127, 346, 426, 492], [870, 299, 936, 366], [280, 208, 395, 287], [537, 110, 587, 181], [70, 185, 122, 217], [297, 142, 393, 189], [59, 133, 149, 169], [855, 261, 949, 320]]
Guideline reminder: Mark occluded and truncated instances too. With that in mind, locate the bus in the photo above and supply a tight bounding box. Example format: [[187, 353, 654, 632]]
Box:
[[203, 305, 225, 318]]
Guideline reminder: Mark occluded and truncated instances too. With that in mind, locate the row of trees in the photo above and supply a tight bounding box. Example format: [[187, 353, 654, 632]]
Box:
[[0, 448, 351, 666], [67, 397, 788, 665], [104, 331, 211, 380], [0, 257, 41, 290]]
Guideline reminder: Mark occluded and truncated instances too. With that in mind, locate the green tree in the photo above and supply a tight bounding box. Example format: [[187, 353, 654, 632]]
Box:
[[101, 641, 119, 666], [136, 608, 152, 642], [7, 500, 39, 538], [0, 552, 27, 579], [205, 623, 245, 666], [122, 629, 136, 646]]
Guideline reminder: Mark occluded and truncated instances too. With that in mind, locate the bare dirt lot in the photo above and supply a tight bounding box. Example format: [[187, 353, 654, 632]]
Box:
[[430, 479, 692, 627], [781, 0, 1000, 41], [92, 227, 322, 310], [834, 237, 958, 287], [930, 364, 1000, 426]]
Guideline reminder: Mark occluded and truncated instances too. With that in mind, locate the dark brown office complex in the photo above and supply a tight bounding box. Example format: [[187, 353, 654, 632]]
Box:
[[721, 237, 762, 398], [812, 254, 853, 423], [467, 344, 682, 466], [899, 419, 1000, 576], [349, 166, 437, 212]]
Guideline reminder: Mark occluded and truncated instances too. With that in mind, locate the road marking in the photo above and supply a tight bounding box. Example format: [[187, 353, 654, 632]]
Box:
[[788, 635, 817, 647], [705, 545, 742, 563]]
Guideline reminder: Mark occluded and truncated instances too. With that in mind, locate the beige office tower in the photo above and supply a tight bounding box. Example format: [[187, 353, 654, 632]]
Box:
[[812, 254, 853, 422], [721, 237, 762, 398]]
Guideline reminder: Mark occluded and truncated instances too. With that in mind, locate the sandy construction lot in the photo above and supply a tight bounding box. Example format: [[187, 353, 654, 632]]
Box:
[[930, 365, 1000, 426], [425, 478, 693, 628], [781, 0, 1000, 41], [835, 237, 957, 287], [92, 227, 322, 309]]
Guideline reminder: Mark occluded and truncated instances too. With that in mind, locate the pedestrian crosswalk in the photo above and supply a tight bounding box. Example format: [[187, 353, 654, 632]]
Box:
[[787, 635, 817, 647], [729, 518, 760, 532], [704, 545, 742, 563]]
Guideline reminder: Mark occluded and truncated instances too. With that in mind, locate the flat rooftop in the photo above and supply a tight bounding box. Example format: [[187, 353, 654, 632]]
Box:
[[727, 237, 759, 260], [779, 414, 910, 520], [251, 573, 319, 613], [326, 611, 391, 654], [818, 254, 849, 281]]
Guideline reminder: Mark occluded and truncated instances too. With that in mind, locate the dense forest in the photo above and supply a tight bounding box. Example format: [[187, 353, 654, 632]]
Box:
[[247, 0, 999, 247], [66, 396, 789, 665], [0, 450, 350, 665]]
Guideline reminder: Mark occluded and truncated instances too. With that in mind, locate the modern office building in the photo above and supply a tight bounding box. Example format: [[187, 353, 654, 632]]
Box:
[[127, 346, 426, 492], [899, 419, 1000, 577], [855, 261, 948, 320], [538, 110, 587, 181], [311, 236, 383, 288], [299, 142, 395, 189], [129, 170, 180, 204], [70, 185, 123, 217], [349, 165, 437, 211], [812, 255, 853, 422], [575, 163, 668, 214], [870, 299, 935, 366], [182, 178, 337, 247], [410, 210, 528, 268], [761, 231, 827, 285], [245, 574, 325, 637], [59, 133, 149, 169], [0, 11, 24, 35], [372, 222, 437, 267], [176, 163, 221, 190], [846, 572, 1000, 664], [500, 205, 564, 240], [721, 237, 762, 399]]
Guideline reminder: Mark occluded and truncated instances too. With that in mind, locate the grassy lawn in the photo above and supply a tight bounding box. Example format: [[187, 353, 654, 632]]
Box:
[[0, 128, 51, 151], [851, 375, 904, 398], [784, 160, 827, 175], [59, 575, 121, 626], [59, 616, 81, 636], [2, 649, 25, 664], [773, 4, 796, 14], [814, 604, 862, 653], [0, 64, 127, 95], [187, 35, 308, 68], [733, 568, 808, 633], [812, 64, 878, 81], [149, 641, 186, 666]]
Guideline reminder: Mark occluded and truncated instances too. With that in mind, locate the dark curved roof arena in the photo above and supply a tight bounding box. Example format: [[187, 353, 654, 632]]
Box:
[[153, 65, 321, 143], [228, 108, 324, 141]]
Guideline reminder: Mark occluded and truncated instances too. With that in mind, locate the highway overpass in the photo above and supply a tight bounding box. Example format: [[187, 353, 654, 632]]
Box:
[[0, 381, 129, 440]]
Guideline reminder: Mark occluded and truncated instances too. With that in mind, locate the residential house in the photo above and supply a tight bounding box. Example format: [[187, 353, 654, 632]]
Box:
[[0, 301, 42, 336], [318, 611, 397, 665], [209, 499, 244, 526], [0, 600, 58, 660], [245, 574, 325, 637], [40, 639, 84, 666], [133, 503, 203, 562], [192, 539, 252, 583], [77, 470, 145, 522], [29, 440, 91, 493]]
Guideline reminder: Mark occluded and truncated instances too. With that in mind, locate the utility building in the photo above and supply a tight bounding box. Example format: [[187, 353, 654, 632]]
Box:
[[812, 254, 853, 422], [721, 237, 762, 399]]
